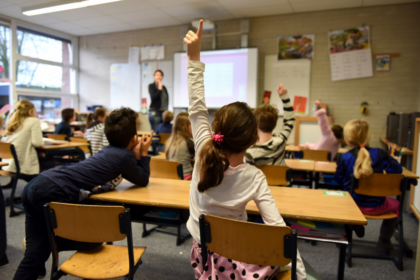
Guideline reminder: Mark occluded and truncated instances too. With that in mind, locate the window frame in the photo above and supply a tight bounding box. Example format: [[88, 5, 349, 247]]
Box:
[[1, 14, 79, 109]]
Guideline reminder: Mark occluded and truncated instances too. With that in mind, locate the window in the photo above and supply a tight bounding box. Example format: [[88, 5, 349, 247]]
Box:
[[18, 95, 74, 121], [0, 24, 11, 108], [15, 27, 75, 94]]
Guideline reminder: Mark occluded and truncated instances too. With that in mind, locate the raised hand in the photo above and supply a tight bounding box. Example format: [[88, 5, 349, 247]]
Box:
[[314, 98, 321, 107], [277, 83, 288, 96], [183, 19, 203, 61], [140, 131, 154, 157]]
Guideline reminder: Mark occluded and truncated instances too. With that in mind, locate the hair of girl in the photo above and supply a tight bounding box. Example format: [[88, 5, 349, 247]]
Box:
[[344, 119, 373, 179], [197, 102, 258, 193], [331, 124, 346, 147], [165, 112, 192, 159], [86, 108, 107, 127], [5, 99, 35, 136]]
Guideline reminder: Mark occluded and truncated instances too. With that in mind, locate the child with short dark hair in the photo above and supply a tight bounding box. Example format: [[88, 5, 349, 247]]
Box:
[[54, 108, 84, 140], [13, 108, 153, 280], [246, 85, 295, 166], [183, 20, 306, 280]]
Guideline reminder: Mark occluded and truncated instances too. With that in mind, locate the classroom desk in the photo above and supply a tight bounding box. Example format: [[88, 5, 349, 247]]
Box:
[[285, 159, 314, 171], [153, 152, 166, 160], [38, 142, 90, 150], [286, 146, 349, 154], [90, 177, 366, 280], [70, 121, 86, 127]]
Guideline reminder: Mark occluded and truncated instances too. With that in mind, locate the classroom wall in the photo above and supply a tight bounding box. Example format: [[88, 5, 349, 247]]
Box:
[[79, 2, 420, 148]]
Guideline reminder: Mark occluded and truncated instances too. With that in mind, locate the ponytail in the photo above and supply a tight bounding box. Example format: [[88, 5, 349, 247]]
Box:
[[353, 146, 373, 179], [197, 139, 229, 193], [86, 113, 94, 128], [5, 99, 35, 135]]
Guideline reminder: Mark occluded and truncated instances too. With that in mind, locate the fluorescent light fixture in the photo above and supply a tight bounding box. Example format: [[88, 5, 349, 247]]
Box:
[[22, 0, 122, 16]]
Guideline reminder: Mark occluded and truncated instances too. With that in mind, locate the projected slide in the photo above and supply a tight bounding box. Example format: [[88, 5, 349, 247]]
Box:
[[173, 48, 257, 108]]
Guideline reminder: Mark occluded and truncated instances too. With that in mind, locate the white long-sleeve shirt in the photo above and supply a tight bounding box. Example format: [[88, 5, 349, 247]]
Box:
[[2, 117, 44, 175], [185, 60, 306, 280]]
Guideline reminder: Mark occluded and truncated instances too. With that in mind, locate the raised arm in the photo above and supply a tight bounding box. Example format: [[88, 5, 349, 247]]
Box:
[[314, 99, 331, 137], [275, 85, 295, 142], [184, 20, 212, 153]]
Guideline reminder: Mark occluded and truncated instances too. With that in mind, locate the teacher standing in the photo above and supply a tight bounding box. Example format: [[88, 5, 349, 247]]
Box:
[[148, 69, 169, 131]]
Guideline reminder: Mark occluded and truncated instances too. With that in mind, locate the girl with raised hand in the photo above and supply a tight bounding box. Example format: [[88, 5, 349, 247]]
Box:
[[184, 20, 306, 280]]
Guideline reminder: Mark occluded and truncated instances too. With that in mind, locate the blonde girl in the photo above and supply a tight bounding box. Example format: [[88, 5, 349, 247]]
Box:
[[335, 119, 402, 251], [183, 20, 306, 280], [3, 99, 44, 176], [165, 112, 194, 180]]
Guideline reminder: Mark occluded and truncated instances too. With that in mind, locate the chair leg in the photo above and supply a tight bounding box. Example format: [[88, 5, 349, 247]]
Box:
[[9, 177, 23, 218], [346, 230, 353, 268], [393, 220, 404, 271]]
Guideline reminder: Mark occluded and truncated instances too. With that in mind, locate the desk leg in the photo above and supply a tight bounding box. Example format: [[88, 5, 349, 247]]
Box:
[[338, 243, 346, 280]]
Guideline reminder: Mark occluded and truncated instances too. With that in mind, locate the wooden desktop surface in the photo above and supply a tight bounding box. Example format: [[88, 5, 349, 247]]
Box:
[[90, 178, 367, 226], [39, 142, 90, 150], [284, 159, 314, 171], [286, 146, 349, 154], [380, 137, 413, 156]]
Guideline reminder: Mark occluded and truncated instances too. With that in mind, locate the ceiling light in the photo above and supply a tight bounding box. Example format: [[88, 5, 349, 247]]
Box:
[[22, 0, 122, 16]]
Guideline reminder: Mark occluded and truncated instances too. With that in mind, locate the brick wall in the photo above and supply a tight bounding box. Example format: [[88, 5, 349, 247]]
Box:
[[79, 2, 420, 148]]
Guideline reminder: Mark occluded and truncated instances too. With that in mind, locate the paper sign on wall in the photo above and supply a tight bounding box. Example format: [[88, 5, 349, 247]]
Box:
[[128, 47, 140, 64], [328, 26, 373, 81]]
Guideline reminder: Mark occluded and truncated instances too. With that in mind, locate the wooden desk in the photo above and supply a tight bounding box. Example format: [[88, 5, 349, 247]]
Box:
[[380, 137, 413, 156], [286, 146, 349, 154], [90, 178, 366, 226], [138, 131, 152, 136], [285, 159, 314, 171], [153, 153, 166, 160], [39, 142, 90, 150], [70, 121, 86, 127]]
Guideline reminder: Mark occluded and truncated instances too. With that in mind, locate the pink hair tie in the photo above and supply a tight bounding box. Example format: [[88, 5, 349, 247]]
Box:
[[212, 132, 224, 144]]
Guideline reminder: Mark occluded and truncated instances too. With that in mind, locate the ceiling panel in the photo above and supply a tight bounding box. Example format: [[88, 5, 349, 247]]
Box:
[[0, 0, 419, 36], [229, 3, 294, 18], [291, 0, 362, 13], [144, 0, 210, 8], [90, 0, 154, 14], [76, 16, 123, 28], [112, 8, 170, 22]]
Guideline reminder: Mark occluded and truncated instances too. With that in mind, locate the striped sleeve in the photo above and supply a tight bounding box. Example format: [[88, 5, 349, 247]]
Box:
[[275, 92, 295, 142]]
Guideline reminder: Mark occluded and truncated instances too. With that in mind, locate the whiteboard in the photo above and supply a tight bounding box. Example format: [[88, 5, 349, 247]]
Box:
[[110, 64, 141, 111], [141, 61, 173, 110], [264, 55, 311, 115]]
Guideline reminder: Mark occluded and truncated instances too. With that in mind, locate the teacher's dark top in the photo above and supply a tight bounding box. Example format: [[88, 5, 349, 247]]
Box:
[[148, 83, 169, 111]]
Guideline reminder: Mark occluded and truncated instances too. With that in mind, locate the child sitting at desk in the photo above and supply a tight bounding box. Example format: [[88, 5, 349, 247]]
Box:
[[84, 108, 109, 155], [335, 119, 402, 252], [55, 108, 84, 140], [2, 99, 44, 181], [183, 21, 306, 280], [299, 99, 345, 161], [245, 85, 295, 166], [165, 112, 194, 180], [13, 108, 153, 280], [155, 110, 173, 134]]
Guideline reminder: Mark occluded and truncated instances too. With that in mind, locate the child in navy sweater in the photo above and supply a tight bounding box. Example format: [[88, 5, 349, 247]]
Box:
[[335, 119, 402, 251], [14, 108, 153, 280]]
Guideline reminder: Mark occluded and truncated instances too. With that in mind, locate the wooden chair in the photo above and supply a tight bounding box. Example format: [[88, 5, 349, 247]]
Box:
[[69, 137, 91, 156], [150, 158, 184, 180], [44, 203, 145, 280], [158, 133, 171, 145], [253, 165, 291, 186], [347, 173, 409, 271], [199, 215, 320, 280], [0, 142, 23, 217], [302, 150, 331, 162], [47, 134, 66, 141], [145, 158, 188, 245]]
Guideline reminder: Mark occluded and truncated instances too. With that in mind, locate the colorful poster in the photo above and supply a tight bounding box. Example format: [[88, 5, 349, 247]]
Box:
[[375, 55, 390, 71], [278, 35, 314, 60], [262, 91, 271, 104], [293, 96, 307, 114], [328, 26, 373, 81]]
